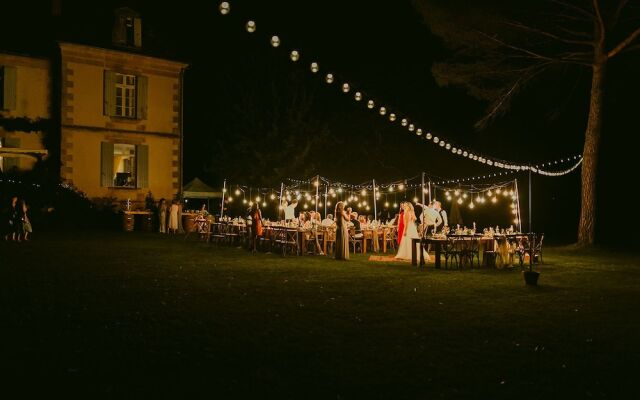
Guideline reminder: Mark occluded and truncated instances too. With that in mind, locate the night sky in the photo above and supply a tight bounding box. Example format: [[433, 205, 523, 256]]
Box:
[[2, 0, 638, 245]]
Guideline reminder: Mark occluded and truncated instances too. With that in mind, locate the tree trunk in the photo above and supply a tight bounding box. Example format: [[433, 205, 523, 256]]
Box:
[[577, 61, 606, 246]]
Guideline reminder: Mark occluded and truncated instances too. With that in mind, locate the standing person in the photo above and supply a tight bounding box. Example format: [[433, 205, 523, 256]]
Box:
[[434, 201, 448, 233], [395, 203, 430, 261], [334, 201, 351, 260], [168, 199, 180, 234], [20, 200, 32, 241], [416, 201, 442, 237], [3, 196, 19, 241], [396, 202, 406, 246], [249, 202, 263, 252], [284, 199, 298, 222], [158, 198, 167, 233]]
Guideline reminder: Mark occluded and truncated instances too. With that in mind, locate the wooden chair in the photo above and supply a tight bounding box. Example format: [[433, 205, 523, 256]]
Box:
[[442, 238, 461, 269], [349, 227, 364, 254], [324, 227, 336, 255], [381, 227, 395, 253]]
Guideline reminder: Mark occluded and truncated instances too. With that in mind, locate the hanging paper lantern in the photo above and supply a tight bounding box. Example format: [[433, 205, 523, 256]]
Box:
[[219, 2, 230, 15], [310, 62, 319, 73], [326, 73, 334, 83], [246, 20, 256, 33], [270, 35, 280, 47], [290, 50, 300, 61]]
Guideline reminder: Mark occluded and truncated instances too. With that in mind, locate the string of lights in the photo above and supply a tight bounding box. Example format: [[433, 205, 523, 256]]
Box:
[[217, 1, 583, 177]]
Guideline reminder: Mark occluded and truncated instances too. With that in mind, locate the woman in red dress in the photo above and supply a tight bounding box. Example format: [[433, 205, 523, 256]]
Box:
[[396, 202, 405, 245]]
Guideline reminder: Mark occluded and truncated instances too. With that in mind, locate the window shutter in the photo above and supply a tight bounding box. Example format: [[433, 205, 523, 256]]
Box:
[[136, 75, 148, 120], [100, 142, 114, 187], [136, 144, 149, 188], [103, 70, 117, 116], [2, 66, 17, 110], [112, 16, 126, 45], [134, 17, 142, 47], [2, 137, 21, 171]]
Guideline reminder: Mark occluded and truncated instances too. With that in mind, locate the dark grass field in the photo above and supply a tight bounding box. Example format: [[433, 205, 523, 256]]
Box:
[[1, 232, 639, 398]]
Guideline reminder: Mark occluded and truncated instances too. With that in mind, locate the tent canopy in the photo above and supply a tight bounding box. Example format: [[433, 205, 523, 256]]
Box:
[[183, 177, 222, 199]]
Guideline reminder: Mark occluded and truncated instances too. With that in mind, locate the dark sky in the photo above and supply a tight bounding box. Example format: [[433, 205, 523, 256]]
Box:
[[3, 0, 638, 244]]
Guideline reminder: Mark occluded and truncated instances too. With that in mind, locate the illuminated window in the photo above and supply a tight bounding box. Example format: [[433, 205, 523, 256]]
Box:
[[113, 143, 136, 187]]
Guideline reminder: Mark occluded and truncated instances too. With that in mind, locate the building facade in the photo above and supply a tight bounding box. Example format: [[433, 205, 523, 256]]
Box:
[[1, 7, 187, 204], [0, 53, 50, 172]]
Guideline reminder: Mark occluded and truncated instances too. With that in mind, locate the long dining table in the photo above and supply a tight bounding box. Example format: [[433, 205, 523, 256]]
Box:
[[419, 233, 530, 269]]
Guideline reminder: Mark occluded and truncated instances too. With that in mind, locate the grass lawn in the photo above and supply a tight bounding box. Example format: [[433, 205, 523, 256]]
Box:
[[1, 232, 639, 398]]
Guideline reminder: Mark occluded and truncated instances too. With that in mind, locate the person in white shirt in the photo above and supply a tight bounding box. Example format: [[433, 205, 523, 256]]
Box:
[[283, 199, 298, 221], [321, 214, 335, 227], [416, 201, 442, 236], [434, 201, 448, 232]]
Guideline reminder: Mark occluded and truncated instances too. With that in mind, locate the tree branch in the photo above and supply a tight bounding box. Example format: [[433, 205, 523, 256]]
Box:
[[550, 0, 595, 18], [593, 0, 606, 47], [504, 20, 594, 46], [608, 26, 640, 58], [610, 0, 629, 29]]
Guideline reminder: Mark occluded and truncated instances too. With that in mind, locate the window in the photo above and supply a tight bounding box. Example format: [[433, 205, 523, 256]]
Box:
[[125, 17, 136, 46], [115, 73, 136, 118], [112, 143, 136, 187], [104, 71, 147, 119], [1, 65, 17, 110]]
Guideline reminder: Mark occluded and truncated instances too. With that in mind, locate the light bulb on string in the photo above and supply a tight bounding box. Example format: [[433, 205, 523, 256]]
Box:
[[270, 35, 280, 47], [433, 137, 439, 143], [413, 196, 418, 203], [491, 197, 498, 203], [393, 202, 398, 208], [454, 189, 460, 196], [426, 133, 432, 140], [452, 147, 457, 153], [416, 128, 423, 136], [439, 141, 446, 147], [342, 83, 350, 93], [388, 185, 394, 192], [487, 190, 493, 197], [446, 196, 452, 201], [242, 199, 247, 204], [401, 118, 408, 127], [246, 20, 256, 33], [310, 62, 319, 73], [408, 124, 415, 132], [462, 193, 468, 199], [256, 196, 261, 202], [249, 201, 254, 206], [219, 2, 230, 15], [496, 188, 502, 194], [367, 100, 375, 109], [262, 202, 267, 207], [326, 73, 334, 84], [290, 50, 300, 61], [379, 107, 387, 115], [354, 92, 362, 101], [235, 189, 240, 196], [457, 198, 463, 205], [398, 183, 405, 190], [327, 201, 331, 207], [445, 143, 451, 150], [389, 113, 396, 122], [469, 201, 475, 209], [361, 189, 367, 196], [304, 204, 308, 209], [227, 196, 233, 202], [384, 202, 389, 207]]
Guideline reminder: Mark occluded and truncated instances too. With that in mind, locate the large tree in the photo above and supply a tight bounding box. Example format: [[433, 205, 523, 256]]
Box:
[[415, 0, 640, 245]]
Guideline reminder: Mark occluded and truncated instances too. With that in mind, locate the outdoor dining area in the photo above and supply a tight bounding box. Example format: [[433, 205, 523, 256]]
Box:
[[183, 213, 543, 270]]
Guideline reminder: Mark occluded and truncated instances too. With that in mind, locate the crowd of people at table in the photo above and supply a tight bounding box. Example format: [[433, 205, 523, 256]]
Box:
[[171, 196, 524, 265], [246, 198, 452, 261]]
